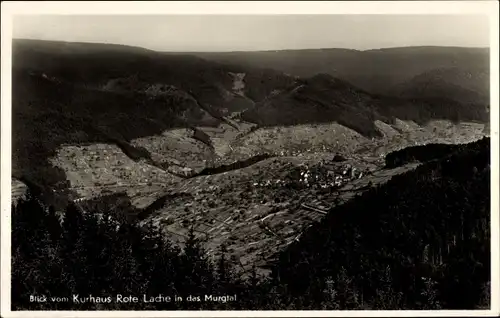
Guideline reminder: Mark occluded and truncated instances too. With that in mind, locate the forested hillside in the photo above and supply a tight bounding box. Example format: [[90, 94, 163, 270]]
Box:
[[271, 137, 490, 309], [241, 73, 488, 137]]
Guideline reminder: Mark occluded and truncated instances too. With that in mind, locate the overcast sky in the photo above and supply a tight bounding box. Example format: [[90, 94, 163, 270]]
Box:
[[13, 15, 490, 52]]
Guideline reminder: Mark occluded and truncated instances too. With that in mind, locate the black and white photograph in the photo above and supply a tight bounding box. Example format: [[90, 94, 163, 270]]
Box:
[[1, 1, 499, 316]]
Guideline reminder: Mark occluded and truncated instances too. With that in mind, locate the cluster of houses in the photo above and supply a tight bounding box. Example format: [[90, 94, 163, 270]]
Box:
[[292, 163, 365, 189], [249, 160, 367, 191]]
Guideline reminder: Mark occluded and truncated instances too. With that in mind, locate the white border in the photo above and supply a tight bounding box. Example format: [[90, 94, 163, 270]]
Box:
[[1, 1, 499, 317]]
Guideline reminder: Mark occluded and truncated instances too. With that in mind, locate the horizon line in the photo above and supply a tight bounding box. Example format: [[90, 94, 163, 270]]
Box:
[[12, 37, 491, 54]]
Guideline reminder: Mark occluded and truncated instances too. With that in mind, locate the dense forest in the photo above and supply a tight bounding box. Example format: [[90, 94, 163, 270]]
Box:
[[11, 138, 491, 310], [271, 137, 491, 309], [384, 142, 465, 168]]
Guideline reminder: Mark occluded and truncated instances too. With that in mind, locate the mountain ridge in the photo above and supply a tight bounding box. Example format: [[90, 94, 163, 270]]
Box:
[[191, 45, 489, 100]]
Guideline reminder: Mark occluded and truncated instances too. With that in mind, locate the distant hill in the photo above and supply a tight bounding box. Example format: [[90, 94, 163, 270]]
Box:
[[191, 46, 490, 101], [241, 73, 384, 137], [390, 67, 490, 104], [13, 39, 297, 113], [241, 73, 488, 137]]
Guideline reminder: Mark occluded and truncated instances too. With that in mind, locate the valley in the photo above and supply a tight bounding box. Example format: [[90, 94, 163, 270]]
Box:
[[10, 38, 490, 279], [15, 113, 487, 272]]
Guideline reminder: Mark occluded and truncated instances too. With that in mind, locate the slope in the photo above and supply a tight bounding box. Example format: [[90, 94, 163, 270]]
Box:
[[390, 67, 490, 104], [270, 137, 490, 309]]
